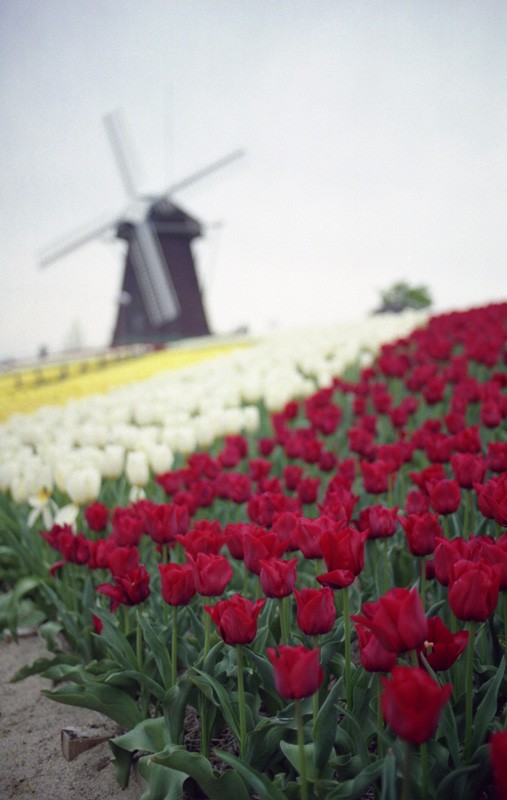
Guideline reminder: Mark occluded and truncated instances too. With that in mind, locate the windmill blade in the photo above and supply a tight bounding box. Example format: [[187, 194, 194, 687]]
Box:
[[162, 149, 245, 198], [129, 220, 180, 326], [39, 213, 122, 267], [103, 110, 139, 200]]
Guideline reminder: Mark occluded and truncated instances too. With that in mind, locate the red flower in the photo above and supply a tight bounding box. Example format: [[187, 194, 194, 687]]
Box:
[[111, 508, 144, 547], [243, 527, 288, 574], [433, 536, 469, 586], [357, 505, 399, 540], [417, 615, 469, 671], [447, 558, 501, 621], [450, 453, 487, 489], [399, 513, 442, 557], [188, 552, 233, 597], [360, 460, 396, 494], [204, 594, 266, 645], [158, 562, 196, 606], [259, 557, 298, 598], [267, 645, 323, 699], [84, 502, 109, 532], [381, 666, 452, 745], [107, 545, 140, 577], [354, 623, 397, 673], [297, 476, 320, 505], [490, 729, 507, 800], [317, 525, 367, 589], [175, 526, 226, 559], [352, 587, 428, 654], [428, 478, 461, 516], [97, 565, 151, 611], [294, 587, 336, 636]]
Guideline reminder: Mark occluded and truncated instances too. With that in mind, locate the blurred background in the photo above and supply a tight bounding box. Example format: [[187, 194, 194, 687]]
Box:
[[1, 0, 506, 359]]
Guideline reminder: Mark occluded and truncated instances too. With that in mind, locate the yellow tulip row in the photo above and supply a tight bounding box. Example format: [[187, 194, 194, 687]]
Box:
[[0, 340, 249, 422]]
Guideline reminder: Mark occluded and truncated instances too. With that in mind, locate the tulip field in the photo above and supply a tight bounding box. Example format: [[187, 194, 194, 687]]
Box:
[[1, 303, 507, 799]]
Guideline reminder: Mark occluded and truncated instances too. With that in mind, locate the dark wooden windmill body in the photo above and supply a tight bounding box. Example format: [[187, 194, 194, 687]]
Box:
[[39, 111, 242, 347], [113, 202, 210, 345]]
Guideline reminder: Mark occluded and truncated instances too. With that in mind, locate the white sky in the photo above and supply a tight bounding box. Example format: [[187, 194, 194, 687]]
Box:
[[1, 0, 506, 359]]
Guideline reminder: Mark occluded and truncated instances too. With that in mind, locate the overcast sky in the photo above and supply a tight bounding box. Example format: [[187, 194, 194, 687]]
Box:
[[1, 1, 506, 359]]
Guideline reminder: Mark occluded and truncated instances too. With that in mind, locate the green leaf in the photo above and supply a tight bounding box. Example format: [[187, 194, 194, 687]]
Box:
[[189, 668, 240, 740], [106, 669, 166, 702], [380, 750, 397, 800], [11, 653, 81, 682], [280, 740, 316, 780], [215, 750, 289, 800], [162, 678, 194, 745], [110, 717, 173, 790], [244, 716, 289, 772], [93, 607, 138, 670], [138, 612, 173, 688], [153, 748, 251, 800], [137, 752, 187, 800], [471, 655, 505, 754], [313, 679, 341, 773], [42, 681, 143, 729], [325, 760, 382, 799]]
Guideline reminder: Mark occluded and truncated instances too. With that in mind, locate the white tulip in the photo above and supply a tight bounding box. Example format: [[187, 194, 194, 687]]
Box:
[[66, 466, 101, 505], [126, 451, 149, 487]]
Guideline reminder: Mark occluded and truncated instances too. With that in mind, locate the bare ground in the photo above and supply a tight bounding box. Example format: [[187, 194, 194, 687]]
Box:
[[0, 632, 145, 800]]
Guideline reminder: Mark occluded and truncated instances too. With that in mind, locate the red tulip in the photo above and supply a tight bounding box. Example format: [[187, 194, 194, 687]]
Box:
[[450, 453, 487, 489], [357, 505, 399, 540], [381, 665, 452, 745], [428, 479, 461, 516], [188, 552, 233, 597], [417, 615, 469, 671], [433, 536, 469, 586], [267, 645, 323, 699], [490, 729, 507, 800], [352, 587, 428, 654], [399, 513, 442, 557], [204, 594, 266, 645], [243, 527, 287, 574], [354, 623, 397, 673], [360, 460, 395, 494], [447, 558, 501, 621], [97, 564, 151, 611], [158, 562, 196, 606], [259, 557, 298, 598], [84, 502, 109, 532], [294, 587, 336, 636], [317, 525, 367, 589]]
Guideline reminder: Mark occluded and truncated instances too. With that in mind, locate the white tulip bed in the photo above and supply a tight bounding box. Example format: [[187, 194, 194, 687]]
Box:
[[0, 311, 428, 524]]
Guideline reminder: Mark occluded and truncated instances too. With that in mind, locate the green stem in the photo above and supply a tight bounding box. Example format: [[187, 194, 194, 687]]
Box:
[[421, 742, 429, 800], [171, 605, 178, 685], [376, 673, 383, 760], [203, 603, 212, 661], [463, 490, 471, 539], [295, 699, 309, 800], [312, 636, 319, 736], [503, 594, 507, 650], [383, 538, 389, 594], [237, 646, 247, 758], [343, 585, 352, 710], [279, 596, 290, 645], [401, 741, 413, 800], [442, 516, 450, 538], [136, 608, 143, 673], [420, 557, 427, 611], [464, 621, 475, 761]]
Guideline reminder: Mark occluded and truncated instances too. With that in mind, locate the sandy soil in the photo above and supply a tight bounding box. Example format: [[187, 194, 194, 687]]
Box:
[[0, 632, 145, 800]]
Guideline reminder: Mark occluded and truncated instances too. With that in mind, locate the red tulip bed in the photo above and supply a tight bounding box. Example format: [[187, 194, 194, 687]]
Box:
[[3, 302, 507, 800]]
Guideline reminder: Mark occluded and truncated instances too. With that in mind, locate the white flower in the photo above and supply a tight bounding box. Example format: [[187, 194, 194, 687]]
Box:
[[27, 488, 58, 528], [126, 451, 149, 487], [65, 466, 101, 505]]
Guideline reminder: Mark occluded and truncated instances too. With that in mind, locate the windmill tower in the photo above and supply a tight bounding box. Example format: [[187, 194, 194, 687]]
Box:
[[40, 111, 243, 346]]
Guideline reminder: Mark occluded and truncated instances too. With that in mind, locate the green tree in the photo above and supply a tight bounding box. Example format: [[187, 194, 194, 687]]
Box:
[[376, 281, 432, 314]]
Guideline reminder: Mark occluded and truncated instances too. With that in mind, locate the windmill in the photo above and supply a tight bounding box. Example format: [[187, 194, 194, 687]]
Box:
[[39, 111, 244, 346]]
